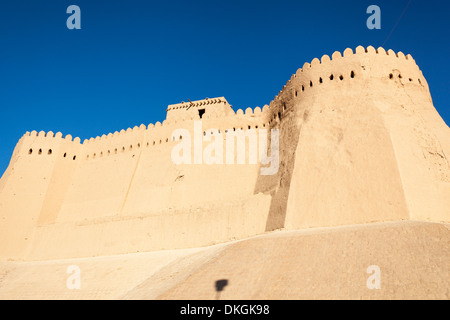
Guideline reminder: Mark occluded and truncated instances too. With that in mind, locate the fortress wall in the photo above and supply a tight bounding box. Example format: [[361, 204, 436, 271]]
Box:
[[24, 116, 275, 259], [1, 45, 448, 261], [55, 125, 147, 223], [0, 131, 82, 259], [27, 193, 271, 260], [271, 46, 449, 228]]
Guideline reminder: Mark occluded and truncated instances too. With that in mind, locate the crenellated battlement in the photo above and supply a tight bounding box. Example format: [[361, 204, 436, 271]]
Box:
[[14, 46, 430, 165]]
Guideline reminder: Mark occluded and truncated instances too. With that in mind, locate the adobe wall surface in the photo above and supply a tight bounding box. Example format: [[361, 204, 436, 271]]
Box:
[[0, 46, 448, 261]]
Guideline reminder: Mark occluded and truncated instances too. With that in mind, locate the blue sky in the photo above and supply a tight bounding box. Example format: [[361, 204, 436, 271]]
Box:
[[0, 0, 449, 175]]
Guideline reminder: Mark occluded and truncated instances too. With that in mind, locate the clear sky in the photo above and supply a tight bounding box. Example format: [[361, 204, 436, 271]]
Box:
[[0, 0, 449, 176]]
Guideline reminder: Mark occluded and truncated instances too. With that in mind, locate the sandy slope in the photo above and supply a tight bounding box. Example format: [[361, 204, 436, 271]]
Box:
[[0, 221, 448, 300]]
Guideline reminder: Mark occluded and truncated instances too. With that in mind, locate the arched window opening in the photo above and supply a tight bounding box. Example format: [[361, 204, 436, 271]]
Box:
[[389, 74, 393, 79], [278, 112, 281, 120], [350, 71, 355, 78], [73, 156, 76, 161], [310, 81, 313, 87], [319, 77, 323, 84], [302, 85, 305, 91], [339, 75, 344, 80], [398, 74, 402, 79], [38, 149, 42, 155], [28, 149, 33, 155], [64, 153, 67, 158], [48, 149, 52, 155], [330, 74, 334, 80]]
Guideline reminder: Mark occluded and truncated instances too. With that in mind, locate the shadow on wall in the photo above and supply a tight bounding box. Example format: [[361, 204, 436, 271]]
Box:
[[254, 94, 303, 232], [215, 279, 229, 300]]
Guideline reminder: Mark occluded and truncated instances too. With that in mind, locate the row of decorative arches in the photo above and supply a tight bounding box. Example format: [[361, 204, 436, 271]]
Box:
[[28, 148, 77, 160]]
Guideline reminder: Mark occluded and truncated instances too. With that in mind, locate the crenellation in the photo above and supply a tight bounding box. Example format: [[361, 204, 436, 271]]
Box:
[[343, 48, 353, 57]]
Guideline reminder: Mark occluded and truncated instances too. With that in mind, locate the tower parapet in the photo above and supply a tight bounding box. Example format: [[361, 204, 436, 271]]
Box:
[[166, 97, 234, 122]]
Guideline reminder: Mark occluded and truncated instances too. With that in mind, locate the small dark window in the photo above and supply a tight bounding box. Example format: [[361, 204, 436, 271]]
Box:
[[48, 149, 52, 155], [278, 112, 281, 120], [28, 149, 33, 155], [351, 71, 355, 78], [398, 74, 402, 79], [295, 91, 298, 97], [330, 74, 334, 80], [137, 143, 141, 148], [129, 145, 133, 150], [115, 148, 118, 154], [409, 78, 412, 82], [319, 77, 323, 84], [122, 147, 125, 152], [153, 141, 155, 145], [310, 81, 313, 87], [108, 150, 111, 155], [339, 75, 344, 80], [302, 85, 305, 91], [198, 109, 206, 119], [166, 138, 168, 142], [389, 74, 393, 79], [73, 156, 76, 161], [38, 149, 42, 155], [63, 153, 67, 158], [248, 125, 251, 129]]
